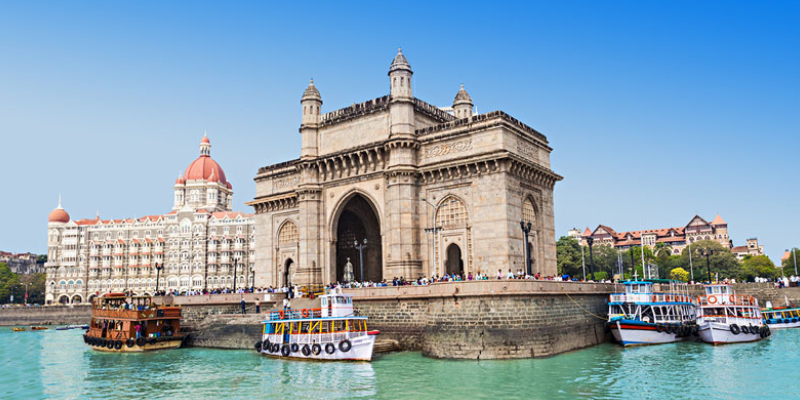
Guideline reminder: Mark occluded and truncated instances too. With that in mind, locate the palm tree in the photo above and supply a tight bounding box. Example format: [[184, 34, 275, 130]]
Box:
[[654, 242, 673, 259]]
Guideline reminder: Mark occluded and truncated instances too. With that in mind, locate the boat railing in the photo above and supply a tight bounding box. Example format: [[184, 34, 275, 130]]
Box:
[[609, 293, 695, 303], [698, 294, 757, 307], [92, 307, 180, 319], [266, 308, 323, 321], [264, 331, 365, 346]]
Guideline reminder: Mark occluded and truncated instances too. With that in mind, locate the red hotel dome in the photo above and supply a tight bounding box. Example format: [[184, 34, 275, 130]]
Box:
[[183, 135, 228, 185], [48, 197, 70, 223]]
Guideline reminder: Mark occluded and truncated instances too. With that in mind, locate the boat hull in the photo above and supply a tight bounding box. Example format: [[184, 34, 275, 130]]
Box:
[[609, 320, 685, 346], [258, 334, 376, 361], [697, 322, 763, 345], [765, 320, 800, 330], [84, 335, 184, 352]]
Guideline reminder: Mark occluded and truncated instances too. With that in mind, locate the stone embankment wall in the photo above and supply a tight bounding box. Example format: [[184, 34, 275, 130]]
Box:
[[0, 305, 91, 326], [344, 280, 617, 360]]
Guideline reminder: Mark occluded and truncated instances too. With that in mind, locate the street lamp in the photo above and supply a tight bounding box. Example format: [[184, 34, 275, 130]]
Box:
[[421, 198, 455, 278], [520, 221, 533, 277], [250, 265, 256, 292], [701, 249, 714, 283], [788, 248, 798, 276], [233, 256, 240, 292], [354, 238, 368, 282], [586, 237, 596, 281], [155, 263, 164, 295]]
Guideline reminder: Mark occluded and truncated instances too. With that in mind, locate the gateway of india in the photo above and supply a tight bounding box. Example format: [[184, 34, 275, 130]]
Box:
[[248, 49, 562, 287]]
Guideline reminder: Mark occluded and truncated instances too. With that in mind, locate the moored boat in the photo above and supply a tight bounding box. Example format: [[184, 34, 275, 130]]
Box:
[[607, 280, 698, 347], [762, 305, 800, 329], [30, 326, 49, 330], [696, 284, 770, 344], [12, 327, 26, 332], [256, 290, 379, 361], [83, 293, 185, 352]]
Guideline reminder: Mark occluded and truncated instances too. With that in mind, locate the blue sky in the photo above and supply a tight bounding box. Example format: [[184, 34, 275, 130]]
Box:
[[1, 1, 797, 264]]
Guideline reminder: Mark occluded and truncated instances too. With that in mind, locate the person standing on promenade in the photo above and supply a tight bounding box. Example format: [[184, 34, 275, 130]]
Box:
[[255, 298, 261, 314], [240, 298, 246, 315]]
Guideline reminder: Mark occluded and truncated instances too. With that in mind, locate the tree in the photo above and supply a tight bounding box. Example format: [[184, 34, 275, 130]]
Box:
[[589, 244, 622, 279], [681, 240, 741, 281], [783, 248, 799, 275], [0, 263, 21, 303], [741, 255, 778, 281], [670, 267, 689, 282], [18, 272, 46, 304], [654, 242, 673, 259], [556, 236, 583, 277]]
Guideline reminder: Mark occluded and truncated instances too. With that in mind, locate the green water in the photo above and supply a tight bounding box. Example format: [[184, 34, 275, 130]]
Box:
[[2, 327, 798, 399]]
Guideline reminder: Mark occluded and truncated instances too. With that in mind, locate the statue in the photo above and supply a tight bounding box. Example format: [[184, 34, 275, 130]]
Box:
[[343, 257, 355, 283]]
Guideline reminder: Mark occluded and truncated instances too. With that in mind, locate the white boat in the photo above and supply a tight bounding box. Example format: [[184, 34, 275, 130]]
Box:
[[696, 284, 770, 344], [607, 281, 698, 347], [256, 291, 379, 361]]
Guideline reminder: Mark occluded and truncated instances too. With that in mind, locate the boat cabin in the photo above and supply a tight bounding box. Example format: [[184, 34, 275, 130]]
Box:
[[320, 293, 355, 318]]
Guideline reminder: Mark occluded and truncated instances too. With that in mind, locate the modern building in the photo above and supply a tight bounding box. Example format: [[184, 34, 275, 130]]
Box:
[[579, 215, 733, 254], [44, 136, 255, 305], [248, 49, 562, 287]]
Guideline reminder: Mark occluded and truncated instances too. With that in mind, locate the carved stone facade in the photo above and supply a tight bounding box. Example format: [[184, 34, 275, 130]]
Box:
[[248, 49, 562, 287]]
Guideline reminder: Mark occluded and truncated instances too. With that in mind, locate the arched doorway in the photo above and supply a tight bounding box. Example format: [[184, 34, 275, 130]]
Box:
[[71, 295, 83, 304], [58, 295, 69, 305], [445, 243, 463, 275], [334, 194, 382, 283], [283, 258, 294, 287]]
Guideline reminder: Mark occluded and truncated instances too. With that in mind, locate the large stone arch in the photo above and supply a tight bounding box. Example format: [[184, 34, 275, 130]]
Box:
[[329, 191, 383, 283], [71, 294, 83, 304], [435, 194, 471, 277], [57, 295, 70, 305]]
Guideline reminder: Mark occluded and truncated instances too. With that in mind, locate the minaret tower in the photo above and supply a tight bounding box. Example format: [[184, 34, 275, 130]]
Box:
[[300, 79, 322, 160], [388, 48, 415, 139], [453, 84, 474, 119]]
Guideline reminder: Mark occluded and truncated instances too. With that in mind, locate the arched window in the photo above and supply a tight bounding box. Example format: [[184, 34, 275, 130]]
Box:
[[278, 222, 299, 246], [436, 197, 468, 228], [522, 198, 536, 225], [192, 276, 202, 287]]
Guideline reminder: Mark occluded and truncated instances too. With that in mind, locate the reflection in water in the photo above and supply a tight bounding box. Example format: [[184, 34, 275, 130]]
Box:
[[2, 327, 800, 399]]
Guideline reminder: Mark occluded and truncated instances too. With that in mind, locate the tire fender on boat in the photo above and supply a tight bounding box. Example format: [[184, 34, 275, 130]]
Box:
[[312, 344, 322, 355], [302, 344, 311, 356], [742, 325, 751, 334], [272, 343, 280, 353], [730, 324, 741, 335], [281, 345, 290, 357], [263, 339, 270, 351], [136, 337, 146, 347], [126, 338, 135, 348], [325, 343, 336, 355], [339, 339, 352, 353], [291, 343, 299, 353], [148, 337, 157, 345], [114, 340, 123, 350], [254, 341, 262, 352]]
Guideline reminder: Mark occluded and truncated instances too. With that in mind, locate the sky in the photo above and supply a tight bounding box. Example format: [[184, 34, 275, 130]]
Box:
[[0, 1, 797, 264]]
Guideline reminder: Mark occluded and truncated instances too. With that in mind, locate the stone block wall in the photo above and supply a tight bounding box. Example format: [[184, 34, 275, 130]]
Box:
[[0, 305, 92, 326]]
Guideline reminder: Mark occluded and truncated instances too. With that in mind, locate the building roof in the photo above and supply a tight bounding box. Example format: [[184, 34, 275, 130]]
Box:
[[48, 196, 70, 223], [582, 227, 592, 237], [783, 251, 792, 261], [301, 79, 322, 102], [389, 47, 412, 74], [731, 246, 748, 253], [184, 136, 228, 185], [710, 214, 726, 225], [453, 84, 473, 106]]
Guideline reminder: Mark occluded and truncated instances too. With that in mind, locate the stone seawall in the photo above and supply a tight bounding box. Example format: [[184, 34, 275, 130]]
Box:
[[0, 305, 91, 326], [344, 281, 616, 359]]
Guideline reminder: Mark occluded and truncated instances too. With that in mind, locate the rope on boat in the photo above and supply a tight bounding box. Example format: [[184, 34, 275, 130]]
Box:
[[556, 282, 607, 321]]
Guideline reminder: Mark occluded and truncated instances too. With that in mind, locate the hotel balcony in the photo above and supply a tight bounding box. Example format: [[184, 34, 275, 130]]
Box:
[[102, 249, 111, 256]]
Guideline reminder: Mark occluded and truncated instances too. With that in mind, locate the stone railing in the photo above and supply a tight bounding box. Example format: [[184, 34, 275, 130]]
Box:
[[342, 280, 618, 300]]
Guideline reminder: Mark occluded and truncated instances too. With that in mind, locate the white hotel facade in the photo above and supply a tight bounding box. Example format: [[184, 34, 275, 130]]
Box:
[[44, 136, 255, 305]]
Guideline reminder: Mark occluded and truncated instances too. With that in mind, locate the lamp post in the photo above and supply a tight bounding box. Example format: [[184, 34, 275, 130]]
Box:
[[354, 238, 368, 282], [155, 263, 163, 295], [701, 249, 714, 283], [250, 265, 256, 292], [586, 237, 596, 281], [233, 256, 240, 292], [580, 243, 586, 281], [789, 248, 798, 276], [630, 250, 635, 280], [520, 221, 533, 277]]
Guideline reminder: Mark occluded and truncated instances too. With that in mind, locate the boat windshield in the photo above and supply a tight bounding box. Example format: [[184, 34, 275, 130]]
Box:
[[705, 285, 730, 295]]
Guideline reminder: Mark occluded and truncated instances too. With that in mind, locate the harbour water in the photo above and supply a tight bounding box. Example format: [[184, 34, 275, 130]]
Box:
[[2, 327, 799, 399]]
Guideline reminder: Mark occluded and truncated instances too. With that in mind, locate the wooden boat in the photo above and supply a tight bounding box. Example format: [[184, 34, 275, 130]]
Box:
[[30, 326, 49, 330], [83, 293, 185, 352], [12, 327, 26, 332], [696, 284, 771, 344], [255, 290, 379, 361], [607, 280, 698, 347]]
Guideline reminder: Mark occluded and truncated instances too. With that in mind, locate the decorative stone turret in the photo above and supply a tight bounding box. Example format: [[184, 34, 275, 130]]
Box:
[[453, 84, 474, 119], [300, 79, 322, 159], [388, 48, 415, 139], [174, 171, 186, 209]]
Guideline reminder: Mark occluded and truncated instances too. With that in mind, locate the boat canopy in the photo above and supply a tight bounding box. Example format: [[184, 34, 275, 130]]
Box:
[[320, 292, 355, 318], [624, 281, 654, 295], [704, 284, 731, 295]]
